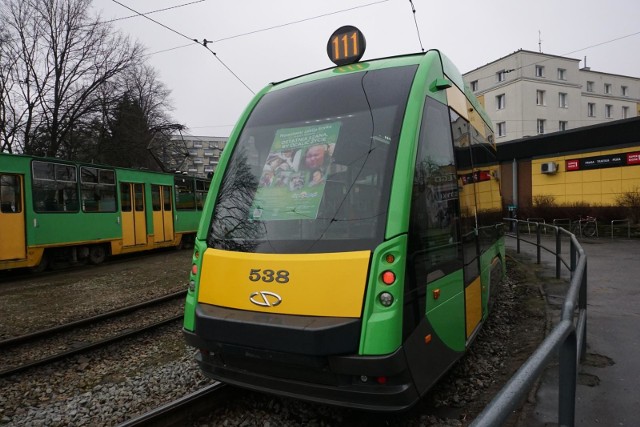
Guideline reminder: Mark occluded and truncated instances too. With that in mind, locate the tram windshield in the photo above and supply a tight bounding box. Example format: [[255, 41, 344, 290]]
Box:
[[208, 65, 417, 253]]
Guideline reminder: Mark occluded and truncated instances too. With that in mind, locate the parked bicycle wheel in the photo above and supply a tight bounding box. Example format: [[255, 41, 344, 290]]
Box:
[[570, 221, 581, 236], [582, 221, 597, 237]]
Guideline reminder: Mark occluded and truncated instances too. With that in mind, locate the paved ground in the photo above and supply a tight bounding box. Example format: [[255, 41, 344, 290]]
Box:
[[506, 234, 640, 427]]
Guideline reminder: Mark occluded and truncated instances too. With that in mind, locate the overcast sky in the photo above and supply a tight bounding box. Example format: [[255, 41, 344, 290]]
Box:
[[95, 0, 640, 138]]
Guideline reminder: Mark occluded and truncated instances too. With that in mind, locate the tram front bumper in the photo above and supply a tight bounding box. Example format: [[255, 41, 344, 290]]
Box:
[[183, 328, 420, 412]]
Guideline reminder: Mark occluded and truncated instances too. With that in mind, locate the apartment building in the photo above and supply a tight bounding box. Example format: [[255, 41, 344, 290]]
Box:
[[463, 50, 640, 142], [169, 135, 227, 178]]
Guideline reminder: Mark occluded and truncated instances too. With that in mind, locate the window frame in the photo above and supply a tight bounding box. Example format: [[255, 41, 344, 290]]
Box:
[[558, 92, 568, 108], [605, 104, 613, 118], [557, 68, 566, 80]]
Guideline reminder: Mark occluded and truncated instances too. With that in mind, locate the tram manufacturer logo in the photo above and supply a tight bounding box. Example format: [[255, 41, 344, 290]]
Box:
[[249, 291, 282, 307]]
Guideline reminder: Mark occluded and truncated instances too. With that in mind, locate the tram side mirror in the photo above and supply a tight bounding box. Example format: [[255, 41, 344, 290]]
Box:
[[430, 78, 452, 92]]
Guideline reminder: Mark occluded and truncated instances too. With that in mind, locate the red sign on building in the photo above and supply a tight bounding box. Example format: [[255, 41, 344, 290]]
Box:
[[566, 159, 580, 171], [627, 152, 640, 165]]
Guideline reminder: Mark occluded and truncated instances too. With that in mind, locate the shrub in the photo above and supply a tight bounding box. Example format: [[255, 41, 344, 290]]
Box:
[[615, 187, 640, 224]]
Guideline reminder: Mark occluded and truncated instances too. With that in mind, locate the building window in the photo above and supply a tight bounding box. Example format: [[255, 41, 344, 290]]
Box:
[[559, 92, 568, 108], [535, 65, 545, 77], [496, 94, 506, 110], [604, 83, 611, 94], [586, 81, 594, 92], [471, 80, 478, 91], [605, 104, 613, 118], [536, 90, 546, 106], [622, 106, 629, 119], [559, 121, 568, 131], [537, 119, 546, 134], [497, 70, 506, 82], [557, 68, 566, 80], [622, 86, 628, 97], [588, 103, 596, 117], [497, 122, 506, 137]]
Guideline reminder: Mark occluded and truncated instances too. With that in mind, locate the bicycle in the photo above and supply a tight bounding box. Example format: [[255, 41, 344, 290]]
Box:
[[571, 215, 598, 238]]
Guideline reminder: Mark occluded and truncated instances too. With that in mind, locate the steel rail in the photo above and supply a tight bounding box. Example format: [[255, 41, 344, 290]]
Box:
[[0, 290, 185, 349], [0, 315, 182, 378]]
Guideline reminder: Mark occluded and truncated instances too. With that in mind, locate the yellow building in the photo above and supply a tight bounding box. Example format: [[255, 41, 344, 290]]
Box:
[[498, 117, 640, 213]]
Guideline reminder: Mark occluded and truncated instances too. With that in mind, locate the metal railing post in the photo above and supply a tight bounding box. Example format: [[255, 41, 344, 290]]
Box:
[[516, 221, 521, 253], [558, 330, 577, 427], [580, 259, 588, 360], [570, 239, 577, 279], [556, 227, 562, 279], [536, 223, 542, 264]]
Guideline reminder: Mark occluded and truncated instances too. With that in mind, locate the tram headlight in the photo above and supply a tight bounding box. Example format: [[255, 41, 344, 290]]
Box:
[[379, 291, 394, 307], [188, 280, 195, 292]]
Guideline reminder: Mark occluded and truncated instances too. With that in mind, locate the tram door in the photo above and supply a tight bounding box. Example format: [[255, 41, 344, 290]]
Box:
[[151, 184, 174, 243], [120, 182, 147, 246], [0, 174, 26, 261]]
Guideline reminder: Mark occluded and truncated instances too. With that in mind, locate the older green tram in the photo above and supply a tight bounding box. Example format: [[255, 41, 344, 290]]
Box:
[[0, 153, 209, 271], [184, 27, 505, 410]]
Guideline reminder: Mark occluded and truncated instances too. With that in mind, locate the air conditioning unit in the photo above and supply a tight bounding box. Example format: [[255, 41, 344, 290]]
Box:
[[541, 162, 558, 174]]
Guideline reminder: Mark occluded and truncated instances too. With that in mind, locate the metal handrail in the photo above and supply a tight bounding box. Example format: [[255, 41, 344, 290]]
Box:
[[526, 217, 546, 234], [471, 219, 587, 427], [610, 219, 630, 239]]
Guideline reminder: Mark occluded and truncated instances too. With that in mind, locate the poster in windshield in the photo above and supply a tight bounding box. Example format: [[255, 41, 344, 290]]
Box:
[[251, 122, 340, 221]]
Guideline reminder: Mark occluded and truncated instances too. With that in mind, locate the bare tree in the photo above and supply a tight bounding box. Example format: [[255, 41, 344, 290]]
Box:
[[0, 0, 143, 156]]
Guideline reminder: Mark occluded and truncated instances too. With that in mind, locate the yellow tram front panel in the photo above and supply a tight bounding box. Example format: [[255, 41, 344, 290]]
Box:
[[198, 248, 370, 318]]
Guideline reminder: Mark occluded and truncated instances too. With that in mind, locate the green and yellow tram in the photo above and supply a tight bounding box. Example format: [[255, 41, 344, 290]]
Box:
[[183, 27, 505, 410], [0, 153, 209, 271]]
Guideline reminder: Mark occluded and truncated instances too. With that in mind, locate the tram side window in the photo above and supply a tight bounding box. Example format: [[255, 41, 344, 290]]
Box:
[[121, 183, 132, 212], [408, 96, 462, 284], [469, 122, 502, 253], [152, 185, 161, 211], [134, 184, 144, 211], [195, 179, 208, 209], [174, 176, 196, 210], [0, 174, 22, 213], [163, 186, 172, 211], [32, 161, 79, 212], [80, 167, 116, 212], [450, 109, 480, 284]]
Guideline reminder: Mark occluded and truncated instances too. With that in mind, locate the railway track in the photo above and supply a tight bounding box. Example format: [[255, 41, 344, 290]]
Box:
[[0, 247, 184, 284], [116, 383, 228, 427], [0, 290, 186, 378]]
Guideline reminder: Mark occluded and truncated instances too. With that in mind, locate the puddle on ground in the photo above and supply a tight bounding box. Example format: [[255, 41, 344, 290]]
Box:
[[578, 372, 600, 387], [583, 352, 615, 368]]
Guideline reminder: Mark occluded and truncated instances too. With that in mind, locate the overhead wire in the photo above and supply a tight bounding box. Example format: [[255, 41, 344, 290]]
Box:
[[407, 0, 424, 52], [211, 0, 390, 43], [134, 1, 391, 59], [111, 0, 254, 94], [96, 0, 206, 26], [467, 30, 640, 84]]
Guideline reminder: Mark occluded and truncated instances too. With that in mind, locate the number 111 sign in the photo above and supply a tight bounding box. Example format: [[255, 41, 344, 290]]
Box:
[[327, 26, 366, 66]]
